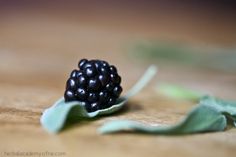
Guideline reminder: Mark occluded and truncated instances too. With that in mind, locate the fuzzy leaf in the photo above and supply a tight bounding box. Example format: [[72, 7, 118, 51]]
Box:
[[40, 65, 157, 133], [99, 96, 236, 135], [200, 96, 236, 126], [99, 105, 227, 135]]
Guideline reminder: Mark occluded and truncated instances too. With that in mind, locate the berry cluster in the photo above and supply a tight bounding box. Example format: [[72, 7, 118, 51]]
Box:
[[64, 59, 122, 112]]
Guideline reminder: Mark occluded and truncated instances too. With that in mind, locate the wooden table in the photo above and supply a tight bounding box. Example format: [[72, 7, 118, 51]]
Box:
[[1, 4, 236, 157]]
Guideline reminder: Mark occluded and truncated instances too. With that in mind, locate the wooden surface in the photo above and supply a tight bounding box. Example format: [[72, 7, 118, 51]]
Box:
[[1, 4, 236, 157]]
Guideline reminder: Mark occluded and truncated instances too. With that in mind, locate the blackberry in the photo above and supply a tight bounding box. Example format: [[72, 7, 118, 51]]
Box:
[[64, 59, 123, 112]]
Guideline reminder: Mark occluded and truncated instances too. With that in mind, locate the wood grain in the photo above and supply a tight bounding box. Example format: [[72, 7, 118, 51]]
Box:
[[0, 6, 236, 157]]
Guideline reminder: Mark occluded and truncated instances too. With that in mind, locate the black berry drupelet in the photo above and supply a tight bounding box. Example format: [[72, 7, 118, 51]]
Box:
[[64, 59, 123, 112]]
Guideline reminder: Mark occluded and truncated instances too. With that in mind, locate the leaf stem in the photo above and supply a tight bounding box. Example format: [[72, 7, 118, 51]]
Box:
[[125, 65, 158, 99]]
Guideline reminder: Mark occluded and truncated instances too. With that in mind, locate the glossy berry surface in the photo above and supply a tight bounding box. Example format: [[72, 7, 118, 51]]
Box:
[[64, 59, 123, 112]]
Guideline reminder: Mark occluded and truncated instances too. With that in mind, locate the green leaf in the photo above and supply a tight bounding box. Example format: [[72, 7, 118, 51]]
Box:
[[40, 65, 157, 133], [158, 84, 203, 102], [99, 96, 236, 135], [98, 105, 227, 135], [200, 96, 236, 126]]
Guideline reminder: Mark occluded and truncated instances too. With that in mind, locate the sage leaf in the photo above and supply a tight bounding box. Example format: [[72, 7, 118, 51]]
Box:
[[99, 96, 236, 135], [200, 96, 236, 126], [98, 105, 227, 135], [158, 83, 203, 102], [40, 65, 157, 133]]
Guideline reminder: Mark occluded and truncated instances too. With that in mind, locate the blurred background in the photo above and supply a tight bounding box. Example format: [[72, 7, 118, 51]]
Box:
[[0, 0, 236, 98], [1, 1, 236, 157]]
